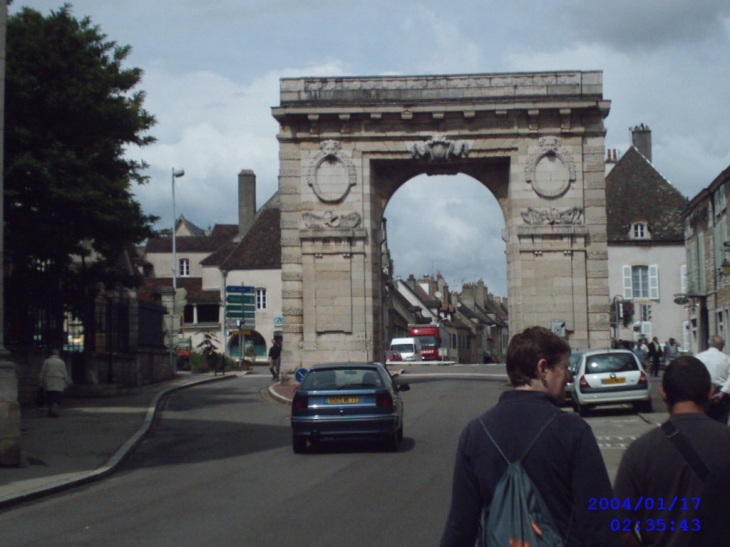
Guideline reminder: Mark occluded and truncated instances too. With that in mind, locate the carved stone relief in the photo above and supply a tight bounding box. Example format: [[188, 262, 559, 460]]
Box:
[[408, 133, 472, 162], [306, 140, 357, 203], [525, 136, 577, 198], [302, 211, 362, 230], [521, 207, 583, 225]]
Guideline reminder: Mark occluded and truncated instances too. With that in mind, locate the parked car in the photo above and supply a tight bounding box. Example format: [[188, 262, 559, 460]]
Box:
[[564, 349, 590, 402], [385, 350, 403, 363], [290, 362, 411, 453], [570, 349, 652, 416]]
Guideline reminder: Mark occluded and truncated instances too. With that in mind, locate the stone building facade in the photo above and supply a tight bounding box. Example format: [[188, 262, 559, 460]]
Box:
[[684, 164, 730, 353], [272, 71, 612, 371]]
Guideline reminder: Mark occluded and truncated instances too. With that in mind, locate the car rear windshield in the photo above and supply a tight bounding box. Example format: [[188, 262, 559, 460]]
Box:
[[584, 353, 639, 374], [391, 344, 415, 353], [300, 368, 385, 390]]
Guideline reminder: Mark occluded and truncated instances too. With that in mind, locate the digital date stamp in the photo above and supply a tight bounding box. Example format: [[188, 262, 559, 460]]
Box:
[[588, 497, 701, 512], [588, 497, 702, 534]]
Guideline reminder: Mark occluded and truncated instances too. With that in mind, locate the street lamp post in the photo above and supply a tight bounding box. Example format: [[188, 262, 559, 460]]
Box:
[[170, 168, 185, 372], [612, 295, 624, 343]]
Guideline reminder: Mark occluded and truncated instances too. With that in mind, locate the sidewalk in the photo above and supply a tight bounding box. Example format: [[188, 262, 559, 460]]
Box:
[[0, 371, 240, 510]]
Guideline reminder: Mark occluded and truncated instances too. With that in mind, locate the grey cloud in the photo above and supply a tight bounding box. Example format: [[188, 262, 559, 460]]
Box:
[[565, 0, 730, 51]]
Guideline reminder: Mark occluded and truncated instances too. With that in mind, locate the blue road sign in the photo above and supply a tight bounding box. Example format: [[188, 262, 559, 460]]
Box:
[[226, 285, 255, 294], [295, 368, 308, 383]]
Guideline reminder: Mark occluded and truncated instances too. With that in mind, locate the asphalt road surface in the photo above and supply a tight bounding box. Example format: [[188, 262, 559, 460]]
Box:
[[0, 370, 663, 547]]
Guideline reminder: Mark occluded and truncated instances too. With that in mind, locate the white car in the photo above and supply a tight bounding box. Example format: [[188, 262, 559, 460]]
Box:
[[570, 349, 652, 416]]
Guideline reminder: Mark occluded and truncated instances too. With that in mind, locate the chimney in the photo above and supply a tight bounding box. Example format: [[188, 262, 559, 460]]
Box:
[[461, 283, 475, 309], [475, 279, 486, 306], [238, 170, 256, 239], [407, 274, 417, 291], [631, 124, 652, 162]]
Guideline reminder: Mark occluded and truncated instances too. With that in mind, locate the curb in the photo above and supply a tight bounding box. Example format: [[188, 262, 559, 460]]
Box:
[[0, 373, 238, 510]]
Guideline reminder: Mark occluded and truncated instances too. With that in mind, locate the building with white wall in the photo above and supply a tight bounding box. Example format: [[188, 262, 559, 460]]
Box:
[[605, 125, 688, 349]]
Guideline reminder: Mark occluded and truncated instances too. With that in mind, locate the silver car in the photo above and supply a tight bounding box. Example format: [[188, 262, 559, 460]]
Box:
[[570, 349, 652, 416]]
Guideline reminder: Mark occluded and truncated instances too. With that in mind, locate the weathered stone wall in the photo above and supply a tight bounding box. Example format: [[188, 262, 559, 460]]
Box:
[[273, 71, 611, 370]]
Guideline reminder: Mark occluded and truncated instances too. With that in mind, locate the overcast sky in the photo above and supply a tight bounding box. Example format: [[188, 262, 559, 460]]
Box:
[[11, 0, 730, 296]]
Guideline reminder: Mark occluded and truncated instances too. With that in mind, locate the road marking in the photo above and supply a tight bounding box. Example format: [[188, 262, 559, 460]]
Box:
[[596, 435, 639, 449]]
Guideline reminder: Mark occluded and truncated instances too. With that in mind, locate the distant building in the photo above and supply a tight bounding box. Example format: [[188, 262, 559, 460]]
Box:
[[684, 164, 730, 353], [144, 170, 282, 361], [605, 125, 687, 349]]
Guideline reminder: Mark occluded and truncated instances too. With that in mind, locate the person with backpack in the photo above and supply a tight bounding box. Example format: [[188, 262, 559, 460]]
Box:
[[613, 356, 730, 547], [440, 326, 619, 547]]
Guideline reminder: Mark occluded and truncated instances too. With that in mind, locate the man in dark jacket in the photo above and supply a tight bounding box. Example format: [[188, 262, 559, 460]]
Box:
[[614, 356, 730, 547], [268, 339, 282, 381], [647, 337, 663, 377], [440, 326, 619, 547]]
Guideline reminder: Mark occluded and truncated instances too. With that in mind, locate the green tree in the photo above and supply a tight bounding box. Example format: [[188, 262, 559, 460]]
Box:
[[4, 4, 157, 344]]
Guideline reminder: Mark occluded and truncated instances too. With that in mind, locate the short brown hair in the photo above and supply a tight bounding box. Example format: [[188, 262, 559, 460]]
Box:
[[506, 326, 571, 387]]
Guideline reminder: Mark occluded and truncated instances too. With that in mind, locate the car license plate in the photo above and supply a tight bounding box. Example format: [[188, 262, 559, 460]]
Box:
[[327, 396, 359, 404], [601, 377, 626, 385]]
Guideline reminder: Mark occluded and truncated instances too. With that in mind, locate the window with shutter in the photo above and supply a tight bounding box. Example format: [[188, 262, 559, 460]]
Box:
[[623, 265, 633, 299], [648, 265, 659, 300]]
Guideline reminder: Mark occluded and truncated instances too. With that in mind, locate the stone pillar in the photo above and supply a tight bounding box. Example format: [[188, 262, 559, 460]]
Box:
[[0, 0, 20, 466]]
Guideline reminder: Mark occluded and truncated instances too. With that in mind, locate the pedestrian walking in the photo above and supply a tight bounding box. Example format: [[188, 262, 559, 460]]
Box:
[[268, 339, 282, 381], [439, 326, 619, 547], [633, 338, 647, 366], [39, 349, 70, 417], [647, 336, 663, 377], [694, 334, 730, 424], [664, 337, 680, 363], [614, 356, 730, 547]]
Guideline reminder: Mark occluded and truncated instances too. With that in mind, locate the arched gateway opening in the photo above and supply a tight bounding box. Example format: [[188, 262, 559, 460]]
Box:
[[272, 72, 612, 370]]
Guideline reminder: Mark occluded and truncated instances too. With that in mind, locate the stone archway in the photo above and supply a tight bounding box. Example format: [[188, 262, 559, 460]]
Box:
[[272, 71, 611, 370]]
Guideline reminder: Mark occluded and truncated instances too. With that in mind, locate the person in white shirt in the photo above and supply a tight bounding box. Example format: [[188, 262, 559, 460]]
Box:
[[694, 334, 730, 424]]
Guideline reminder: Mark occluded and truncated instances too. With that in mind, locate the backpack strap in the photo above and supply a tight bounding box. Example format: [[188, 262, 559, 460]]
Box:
[[661, 420, 710, 481], [478, 410, 560, 464]]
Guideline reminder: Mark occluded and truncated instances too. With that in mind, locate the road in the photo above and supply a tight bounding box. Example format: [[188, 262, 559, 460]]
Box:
[[0, 367, 665, 547]]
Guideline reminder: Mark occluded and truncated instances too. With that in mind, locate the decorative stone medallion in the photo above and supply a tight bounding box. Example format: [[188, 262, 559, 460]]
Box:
[[306, 140, 357, 203], [525, 136, 576, 198]]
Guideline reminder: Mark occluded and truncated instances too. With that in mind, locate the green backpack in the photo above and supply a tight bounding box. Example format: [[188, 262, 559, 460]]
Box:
[[477, 412, 569, 547]]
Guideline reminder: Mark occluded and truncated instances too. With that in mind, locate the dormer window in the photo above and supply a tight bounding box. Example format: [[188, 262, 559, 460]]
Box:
[[630, 222, 650, 240]]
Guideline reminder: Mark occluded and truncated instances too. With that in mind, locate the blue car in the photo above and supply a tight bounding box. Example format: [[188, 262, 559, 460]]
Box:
[[290, 362, 410, 453]]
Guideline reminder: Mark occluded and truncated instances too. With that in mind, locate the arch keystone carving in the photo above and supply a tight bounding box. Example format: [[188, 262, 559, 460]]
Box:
[[408, 133, 471, 162]]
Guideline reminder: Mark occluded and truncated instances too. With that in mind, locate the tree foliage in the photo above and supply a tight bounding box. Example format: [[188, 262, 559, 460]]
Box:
[[4, 4, 159, 346], [5, 4, 157, 270]]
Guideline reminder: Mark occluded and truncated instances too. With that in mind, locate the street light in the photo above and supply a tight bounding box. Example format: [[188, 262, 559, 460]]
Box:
[[170, 167, 184, 372], [171, 167, 185, 290], [612, 295, 624, 342]]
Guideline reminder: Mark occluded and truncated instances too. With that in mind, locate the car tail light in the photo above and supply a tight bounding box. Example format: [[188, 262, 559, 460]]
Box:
[[638, 371, 648, 386], [579, 375, 589, 389], [292, 394, 308, 410], [376, 394, 393, 408]]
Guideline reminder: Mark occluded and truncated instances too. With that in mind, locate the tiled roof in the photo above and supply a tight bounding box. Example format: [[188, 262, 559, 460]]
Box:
[[145, 224, 238, 253], [145, 277, 220, 303], [202, 208, 281, 270], [606, 147, 687, 244]]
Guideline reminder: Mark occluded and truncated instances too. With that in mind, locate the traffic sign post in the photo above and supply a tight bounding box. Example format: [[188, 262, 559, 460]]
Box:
[[225, 286, 255, 328]]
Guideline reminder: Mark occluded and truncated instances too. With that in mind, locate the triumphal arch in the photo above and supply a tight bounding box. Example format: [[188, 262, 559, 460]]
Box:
[[272, 71, 612, 369]]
